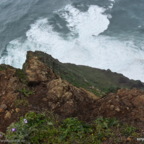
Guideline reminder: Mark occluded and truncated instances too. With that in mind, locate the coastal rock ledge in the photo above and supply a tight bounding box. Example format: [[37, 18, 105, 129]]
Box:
[[0, 51, 144, 141]]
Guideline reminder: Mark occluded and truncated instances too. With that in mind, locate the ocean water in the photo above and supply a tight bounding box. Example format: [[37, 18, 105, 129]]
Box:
[[0, 0, 144, 81]]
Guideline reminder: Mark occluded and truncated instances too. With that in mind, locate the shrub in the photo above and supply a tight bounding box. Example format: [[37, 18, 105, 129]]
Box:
[[59, 117, 93, 141], [121, 124, 137, 136], [102, 87, 120, 94], [5, 112, 60, 144], [5, 113, 139, 144], [93, 117, 119, 141]]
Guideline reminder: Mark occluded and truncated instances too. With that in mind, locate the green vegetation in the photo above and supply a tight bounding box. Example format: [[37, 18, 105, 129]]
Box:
[[102, 87, 120, 94], [14, 88, 33, 107], [4, 112, 140, 144], [0, 65, 6, 71], [18, 88, 34, 97], [14, 99, 29, 107], [5, 112, 60, 144], [15, 69, 27, 83], [93, 117, 119, 139], [121, 124, 137, 137], [0, 65, 13, 71], [33, 51, 144, 96], [59, 117, 93, 142]]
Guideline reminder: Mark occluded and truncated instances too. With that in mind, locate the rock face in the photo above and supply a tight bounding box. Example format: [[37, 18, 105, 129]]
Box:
[[0, 67, 24, 106], [29, 78, 98, 120], [0, 51, 144, 133], [23, 52, 57, 83], [27, 51, 144, 93], [91, 89, 144, 128]]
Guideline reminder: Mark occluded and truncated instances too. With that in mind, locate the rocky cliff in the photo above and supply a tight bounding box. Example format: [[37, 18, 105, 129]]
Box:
[[25, 51, 144, 96], [0, 51, 144, 143]]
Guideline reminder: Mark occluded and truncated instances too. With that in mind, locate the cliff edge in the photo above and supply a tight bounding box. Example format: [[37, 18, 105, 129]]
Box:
[[0, 51, 143, 143]]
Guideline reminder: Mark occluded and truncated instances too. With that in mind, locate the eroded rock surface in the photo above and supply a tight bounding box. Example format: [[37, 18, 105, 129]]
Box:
[[0, 51, 144, 134], [23, 52, 57, 83], [29, 78, 98, 120], [92, 89, 144, 128], [0, 68, 23, 106]]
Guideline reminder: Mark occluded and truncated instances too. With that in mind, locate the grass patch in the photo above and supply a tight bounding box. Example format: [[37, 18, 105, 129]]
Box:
[[102, 87, 120, 94], [18, 88, 34, 97], [4, 113, 140, 144]]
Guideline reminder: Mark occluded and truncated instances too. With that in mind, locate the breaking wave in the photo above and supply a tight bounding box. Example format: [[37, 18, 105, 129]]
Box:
[[1, 2, 144, 81]]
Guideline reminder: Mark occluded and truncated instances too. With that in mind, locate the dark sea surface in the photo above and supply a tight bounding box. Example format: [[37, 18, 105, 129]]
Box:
[[0, 0, 144, 81]]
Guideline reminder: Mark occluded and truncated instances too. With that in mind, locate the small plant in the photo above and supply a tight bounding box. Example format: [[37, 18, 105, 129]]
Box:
[[93, 117, 119, 141], [94, 117, 119, 129], [103, 87, 120, 94], [15, 69, 27, 83], [59, 117, 93, 141], [121, 124, 137, 136], [14, 99, 29, 107], [5, 114, 140, 144], [5, 112, 60, 144], [18, 88, 34, 97]]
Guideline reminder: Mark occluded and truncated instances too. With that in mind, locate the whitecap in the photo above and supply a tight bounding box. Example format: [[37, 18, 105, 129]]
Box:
[[1, 3, 144, 82]]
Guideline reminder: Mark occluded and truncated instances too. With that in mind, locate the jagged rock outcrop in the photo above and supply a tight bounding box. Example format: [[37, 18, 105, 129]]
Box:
[[91, 89, 144, 129], [0, 51, 99, 132], [0, 66, 24, 106], [0, 51, 144, 134], [25, 51, 144, 95], [23, 52, 57, 84], [28, 78, 98, 120]]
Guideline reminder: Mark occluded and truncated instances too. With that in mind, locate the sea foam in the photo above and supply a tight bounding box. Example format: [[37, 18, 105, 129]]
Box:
[[1, 3, 144, 82]]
